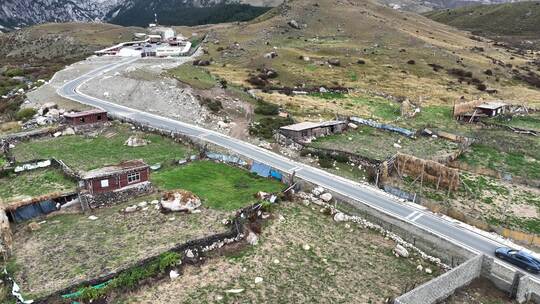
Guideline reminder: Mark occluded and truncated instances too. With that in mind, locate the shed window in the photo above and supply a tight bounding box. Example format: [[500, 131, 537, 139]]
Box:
[[100, 179, 109, 188], [97, 114, 102, 121], [127, 172, 141, 184], [80, 117, 85, 123]]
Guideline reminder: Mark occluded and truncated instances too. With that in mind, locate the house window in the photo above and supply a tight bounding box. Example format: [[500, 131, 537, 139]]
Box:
[[97, 114, 102, 121], [80, 117, 85, 123], [100, 179, 109, 188], [127, 172, 141, 184]]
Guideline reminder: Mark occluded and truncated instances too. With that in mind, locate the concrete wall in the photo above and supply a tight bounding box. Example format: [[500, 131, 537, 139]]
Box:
[[517, 275, 540, 303], [394, 254, 484, 304]]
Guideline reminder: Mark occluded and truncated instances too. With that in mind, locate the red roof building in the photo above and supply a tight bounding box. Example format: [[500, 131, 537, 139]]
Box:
[[64, 109, 108, 126], [81, 160, 150, 195]]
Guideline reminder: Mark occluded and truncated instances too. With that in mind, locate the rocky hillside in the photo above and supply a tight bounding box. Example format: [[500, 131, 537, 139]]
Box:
[[425, 1, 540, 49], [0, 0, 281, 30], [195, 0, 540, 110], [376, 0, 525, 13]]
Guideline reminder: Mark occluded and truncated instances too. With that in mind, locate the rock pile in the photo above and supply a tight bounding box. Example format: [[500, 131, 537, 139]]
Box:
[[124, 135, 150, 147]]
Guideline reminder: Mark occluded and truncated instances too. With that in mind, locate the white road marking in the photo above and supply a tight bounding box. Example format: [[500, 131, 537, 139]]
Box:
[[405, 211, 419, 220], [410, 213, 423, 222]]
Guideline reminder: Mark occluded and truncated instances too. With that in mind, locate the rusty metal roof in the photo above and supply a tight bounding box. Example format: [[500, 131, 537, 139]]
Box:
[[82, 160, 148, 180], [63, 109, 107, 118]]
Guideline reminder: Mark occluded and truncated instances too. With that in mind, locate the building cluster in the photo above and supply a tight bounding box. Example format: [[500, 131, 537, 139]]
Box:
[[95, 25, 192, 58]]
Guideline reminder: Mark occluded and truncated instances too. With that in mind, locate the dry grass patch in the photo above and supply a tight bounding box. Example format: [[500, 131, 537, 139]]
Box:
[[117, 202, 439, 303], [9, 196, 229, 298]]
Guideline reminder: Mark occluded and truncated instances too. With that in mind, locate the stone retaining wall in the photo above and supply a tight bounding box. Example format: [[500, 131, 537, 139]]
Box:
[[83, 181, 153, 209], [394, 254, 484, 304]]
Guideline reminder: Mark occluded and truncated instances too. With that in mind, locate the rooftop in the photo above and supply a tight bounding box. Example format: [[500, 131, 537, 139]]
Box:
[[476, 101, 508, 110], [280, 120, 346, 131], [63, 109, 106, 118], [82, 160, 148, 180]]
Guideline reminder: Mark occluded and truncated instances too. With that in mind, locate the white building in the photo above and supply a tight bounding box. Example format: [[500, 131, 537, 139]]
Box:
[[150, 27, 176, 40]]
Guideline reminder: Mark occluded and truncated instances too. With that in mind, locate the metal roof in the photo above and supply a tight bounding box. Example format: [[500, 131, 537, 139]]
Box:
[[82, 160, 148, 180], [63, 109, 106, 118], [280, 120, 346, 132], [476, 101, 507, 110]]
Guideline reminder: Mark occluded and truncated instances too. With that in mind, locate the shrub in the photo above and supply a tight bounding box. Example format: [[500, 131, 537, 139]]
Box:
[[249, 116, 294, 139], [318, 157, 333, 168], [199, 97, 222, 113], [476, 83, 487, 91], [3, 68, 24, 78], [254, 101, 279, 115], [407, 60, 416, 65], [484, 69, 493, 76], [15, 108, 36, 121]]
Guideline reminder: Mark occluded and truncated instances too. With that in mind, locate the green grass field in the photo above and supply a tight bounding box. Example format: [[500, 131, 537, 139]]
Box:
[[167, 64, 217, 90], [0, 169, 76, 205], [152, 161, 283, 211], [12, 124, 192, 171]]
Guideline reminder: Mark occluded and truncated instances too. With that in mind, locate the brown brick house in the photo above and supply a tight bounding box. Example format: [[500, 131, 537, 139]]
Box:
[[64, 109, 108, 126], [81, 160, 150, 195]]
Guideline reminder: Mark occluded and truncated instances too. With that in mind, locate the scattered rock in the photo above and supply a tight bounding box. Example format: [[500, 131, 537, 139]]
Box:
[[125, 205, 138, 213], [170, 270, 180, 279], [137, 201, 148, 208], [416, 265, 423, 271], [225, 289, 244, 294], [254, 277, 264, 284], [185, 249, 195, 258], [312, 186, 325, 196], [62, 127, 75, 136], [288, 20, 301, 29], [273, 259, 280, 264], [394, 244, 409, 258], [302, 244, 311, 251], [348, 123, 358, 129], [53, 131, 62, 138], [246, 232, 259, 246], [28, 222, 40, 231], [393, 143, 402, 149], [264, 52, 278, 59], [88, 215, 98, 220], [328, 58, 341, 66], [425, 268, 432, 274], [320, 193, 332, 202]]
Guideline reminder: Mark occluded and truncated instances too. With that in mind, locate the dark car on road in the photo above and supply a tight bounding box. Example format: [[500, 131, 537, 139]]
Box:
[[495, 247, 540, 273]]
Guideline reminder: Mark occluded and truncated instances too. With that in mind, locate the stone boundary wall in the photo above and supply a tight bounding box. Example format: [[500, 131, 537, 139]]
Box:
[[294, 180, 475, 265], [31, 203, 262, 304], [394, 254, 484, 304], [517, 275, 540, 303]]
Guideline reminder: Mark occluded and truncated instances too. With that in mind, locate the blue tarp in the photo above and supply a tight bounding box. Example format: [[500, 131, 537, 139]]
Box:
[[251, 162, 271, 177], [270, 169, 283, 181], [13, 200, 58, 223], [350, 117, 416, 138]]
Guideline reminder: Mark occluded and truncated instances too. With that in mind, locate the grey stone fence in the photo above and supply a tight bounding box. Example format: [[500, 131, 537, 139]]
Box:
[[394, 254, 484, 304]]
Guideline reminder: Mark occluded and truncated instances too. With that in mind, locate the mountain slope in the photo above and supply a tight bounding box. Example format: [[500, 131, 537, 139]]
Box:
[[425, 1, 540, 49], [193, 0, 540, 112], [376, 0, 518, 14], [0, 0, 280, 30]]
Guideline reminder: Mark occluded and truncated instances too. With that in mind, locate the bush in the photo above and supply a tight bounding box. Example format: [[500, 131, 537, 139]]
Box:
[[318, 157, 333, 168], [199, 97, 222, 113], [3, 68, 24, 78], [476, 83, 487, 91], [249, 116, 293, 139], [407, 60, 416, 65], [15, 108, 36, 121], [254, 101, 279, 115]]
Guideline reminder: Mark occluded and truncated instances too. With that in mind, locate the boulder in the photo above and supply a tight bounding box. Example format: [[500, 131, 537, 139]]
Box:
[[36, 116, 48, 126], [160, 190, 201, 213], [320, 192, 332, 202], [416, 265, 423, 271], [394, 244, 409, 258], [288, 20, 301, 29], [62, 127, 75, 136], [185, 249, 195, 258], [333, 212, 348, 222], [169, 270, 180, 279], [264, 52, 278, 59], [302, 244, 311, 251], [124, 205, 138, 213], [53, 131, 62, 138], [246, 231, 259, 246], [254, 277, 264, 284], [425, 268, 432, 274], [311, 186, 325, 196], [125, 135, 149, 147], [328, 58, 341, 66], [88, 215, 98, 220], [348, 123, 358, 129], [137, 201, 148, 208], [28, 222, 41, 231]]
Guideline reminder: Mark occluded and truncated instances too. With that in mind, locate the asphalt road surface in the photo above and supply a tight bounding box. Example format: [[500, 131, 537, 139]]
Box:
[[58, 57, 539, 279]]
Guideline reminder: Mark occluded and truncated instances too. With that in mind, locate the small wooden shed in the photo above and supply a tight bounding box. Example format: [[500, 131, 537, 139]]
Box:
[[63, 109, 108, 126]]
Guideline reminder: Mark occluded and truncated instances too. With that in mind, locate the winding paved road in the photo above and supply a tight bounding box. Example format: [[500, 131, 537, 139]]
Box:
[[58, 57, 538, 279]]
